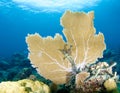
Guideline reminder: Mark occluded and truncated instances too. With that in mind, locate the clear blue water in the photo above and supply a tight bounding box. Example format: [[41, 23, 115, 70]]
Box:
[[0, 0, 120, 57]]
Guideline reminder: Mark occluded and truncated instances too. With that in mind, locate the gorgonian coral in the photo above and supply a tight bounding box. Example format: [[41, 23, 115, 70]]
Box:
[[26, 11, 106, 85]]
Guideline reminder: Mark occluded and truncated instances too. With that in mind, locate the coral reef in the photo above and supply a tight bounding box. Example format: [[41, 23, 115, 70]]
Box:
[[0, 50, 119, 93], [74, 61, 119, 93], [0, 52, 48, 84], [0, 10, 119, 93], [0, 79, 50, 93], [99, 49, 120, 76], [25, 11, 119, 92]]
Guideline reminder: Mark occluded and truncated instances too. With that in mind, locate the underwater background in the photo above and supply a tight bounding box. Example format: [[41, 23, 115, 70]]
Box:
[[0, 0, 120, 92], [0, 0, 120, 58]]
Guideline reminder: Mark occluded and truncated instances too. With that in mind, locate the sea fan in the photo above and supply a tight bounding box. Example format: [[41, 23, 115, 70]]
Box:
[[26, 11, 106, 85]]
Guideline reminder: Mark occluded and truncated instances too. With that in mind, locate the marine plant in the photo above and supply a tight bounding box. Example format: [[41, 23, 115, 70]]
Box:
[[26, 11, 119, 93]]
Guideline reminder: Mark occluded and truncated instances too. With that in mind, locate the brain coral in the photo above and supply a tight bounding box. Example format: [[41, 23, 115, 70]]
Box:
[[26, 11, 106, 84]]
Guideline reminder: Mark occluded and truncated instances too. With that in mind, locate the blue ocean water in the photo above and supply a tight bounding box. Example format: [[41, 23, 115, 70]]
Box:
[[0, 0, 120, 58]]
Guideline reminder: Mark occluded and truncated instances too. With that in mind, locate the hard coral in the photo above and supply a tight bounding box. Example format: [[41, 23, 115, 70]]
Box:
[[74, 62, 118, 93], [26, 11, 106, 86], [0, 79, 50, 93]]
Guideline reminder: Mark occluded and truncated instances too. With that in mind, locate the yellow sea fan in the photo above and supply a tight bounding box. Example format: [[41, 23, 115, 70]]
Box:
[[61, 11, 106, 67], [26, 11, 106, 84]]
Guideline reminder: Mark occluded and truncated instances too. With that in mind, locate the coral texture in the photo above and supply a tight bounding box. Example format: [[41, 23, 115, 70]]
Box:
[[0, 79, 50, 93], [104, 78, 117, 91], [26, 11, 106, 84], [75, 62, 118, 93]]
